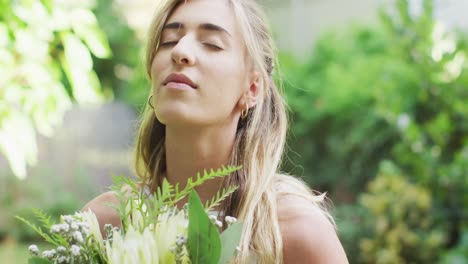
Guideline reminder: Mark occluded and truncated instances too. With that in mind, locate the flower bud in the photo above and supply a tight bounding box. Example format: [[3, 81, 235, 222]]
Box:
[[28, 245, 39, 256], [71, 245, 81, 256]]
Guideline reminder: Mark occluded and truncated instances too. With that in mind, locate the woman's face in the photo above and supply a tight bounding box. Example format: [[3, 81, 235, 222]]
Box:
[[151, 0, 254, 127]]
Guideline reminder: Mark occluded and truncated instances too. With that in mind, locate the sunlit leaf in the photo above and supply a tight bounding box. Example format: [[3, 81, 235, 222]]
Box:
[[62, 32, 92, 71], [30, 83, 72, 137], [71, 8, 111, 58], [61, 33, 103, 104], [0, 22, 8, 46], [0, 108, 37, 179]]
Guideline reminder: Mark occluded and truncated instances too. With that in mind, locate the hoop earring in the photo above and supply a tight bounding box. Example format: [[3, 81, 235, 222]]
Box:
[[148, 95, 154, 109], [241, 104, 249, 119]]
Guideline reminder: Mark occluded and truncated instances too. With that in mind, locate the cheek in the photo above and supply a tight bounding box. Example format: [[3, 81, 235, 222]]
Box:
[[151, 57, 161, 81], [151, 52, 166, 83], [220, 59, 248, 96]]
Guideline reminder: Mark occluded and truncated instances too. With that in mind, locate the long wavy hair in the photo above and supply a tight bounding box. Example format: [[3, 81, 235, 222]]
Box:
[[133, 1, 332, 263]]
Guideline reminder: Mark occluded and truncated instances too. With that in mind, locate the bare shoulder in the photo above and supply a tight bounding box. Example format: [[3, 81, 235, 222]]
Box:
[[82, 191, 121, 236], [278, 194, 349, 264]]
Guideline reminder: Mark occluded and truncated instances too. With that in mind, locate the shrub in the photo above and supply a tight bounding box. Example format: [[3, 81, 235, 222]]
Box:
[[359, 161, 446, 263]]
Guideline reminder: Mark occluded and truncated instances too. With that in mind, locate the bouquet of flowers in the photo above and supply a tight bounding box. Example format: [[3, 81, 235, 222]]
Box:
[[17, 166, 243, 264]]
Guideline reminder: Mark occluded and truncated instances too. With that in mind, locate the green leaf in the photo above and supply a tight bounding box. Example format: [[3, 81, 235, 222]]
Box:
[[188, 190, 221, 264], [61, 33, 103, 104], [28, 257, 53, 264], [0, 23, 8, 47], [71, 9, 111, 58], [0, 109, 37, 179], [218, 222, 243, 264]]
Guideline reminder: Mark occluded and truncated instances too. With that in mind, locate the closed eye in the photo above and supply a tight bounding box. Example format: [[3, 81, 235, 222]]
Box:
[[160, 41, 178, 47], [203, 43, 223, 50]]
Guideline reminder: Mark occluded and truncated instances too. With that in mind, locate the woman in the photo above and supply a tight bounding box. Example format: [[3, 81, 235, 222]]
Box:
[[83, 0, 349, 263]]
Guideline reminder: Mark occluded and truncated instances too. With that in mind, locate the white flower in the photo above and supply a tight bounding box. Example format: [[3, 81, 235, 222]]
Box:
[[51, 224, 61, 233], [209, 214, 223, 227], [73, 231, 84, 243], [78, 222, 90, 235], [106, 225, 159, 264], [225, 216, 237, 225], [70, 245, 81, 256], [169, 245, 177, 253], [61, 223, 70, 233], [126, 198, 149, 230], [209, 215, 217, 222], [175, 235, 187, 246], [41, 249, 56, 259], [28, 245, 39, 255], [80, 209, 105, 251], [132, 210, 146, 230], [57, 246, 67, 254], [62, 215, 73, 224], [397, 114, 410, 130], [70, 222, 79, 231], [57, 255, 69, 263], [153, 209, 188, 263]]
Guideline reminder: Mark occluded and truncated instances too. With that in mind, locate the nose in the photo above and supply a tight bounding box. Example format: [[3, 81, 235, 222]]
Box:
[[171, 36, 196, 66]]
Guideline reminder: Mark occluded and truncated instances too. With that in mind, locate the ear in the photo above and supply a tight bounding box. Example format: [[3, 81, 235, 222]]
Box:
[[239, 71, 260, 109]]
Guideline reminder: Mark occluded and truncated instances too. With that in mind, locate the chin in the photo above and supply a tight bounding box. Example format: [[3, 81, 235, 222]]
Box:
[[155, 107, 202, 126]]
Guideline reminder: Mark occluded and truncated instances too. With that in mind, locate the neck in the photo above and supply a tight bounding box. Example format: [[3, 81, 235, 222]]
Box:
[[164, 121, 238, 206]]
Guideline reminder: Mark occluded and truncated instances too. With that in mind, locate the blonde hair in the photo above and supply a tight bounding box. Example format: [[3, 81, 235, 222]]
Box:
[[133, 1, 332, 263]]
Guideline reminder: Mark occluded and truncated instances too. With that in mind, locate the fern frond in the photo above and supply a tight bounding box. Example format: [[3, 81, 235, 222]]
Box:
[[34, 209, 70, 245], [204, 185, 238, 211], [167, 165, 241, 208], [31, 208, 53, 229], [179, 245, 191, 264], [190, 166, 240, 190], [109, 166, 242, 230], [15, 216, 61, 247]]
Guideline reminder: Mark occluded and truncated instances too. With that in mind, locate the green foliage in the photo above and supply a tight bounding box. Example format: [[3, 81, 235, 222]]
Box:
[[111, 166, 241, 231], [281, 0, 467, 262], [0, 0, 111, 179], [281, 25, 398, 194], [204, 185, 238, 211], [12, 195, 81, 243], [28, 257, 52, 264], [440, 229, 468, 264], [92, 0, 149, 109], [188, 190, 243, 264], [334, 203, 371, 263], [18, 167, 243, 263], [359, 161, 446, 264], [367, 1, 467, 261], [188, 191, 221, 264], [0, 168, 82, 242], [111, 167, 243, 263], [17, 210, 106, 263], [16, 210, 65, 248], [219, 222, 243, 264]]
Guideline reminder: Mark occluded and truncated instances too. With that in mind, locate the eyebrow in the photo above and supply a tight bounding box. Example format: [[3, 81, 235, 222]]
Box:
[[163, 22, 232, 37]]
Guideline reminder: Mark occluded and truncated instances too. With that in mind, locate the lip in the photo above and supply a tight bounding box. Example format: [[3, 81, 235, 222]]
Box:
[[162, 73, 197, 89]]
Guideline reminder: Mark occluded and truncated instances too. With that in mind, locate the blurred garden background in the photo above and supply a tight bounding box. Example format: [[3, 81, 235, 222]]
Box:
[[1, 0, 467, 263]]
